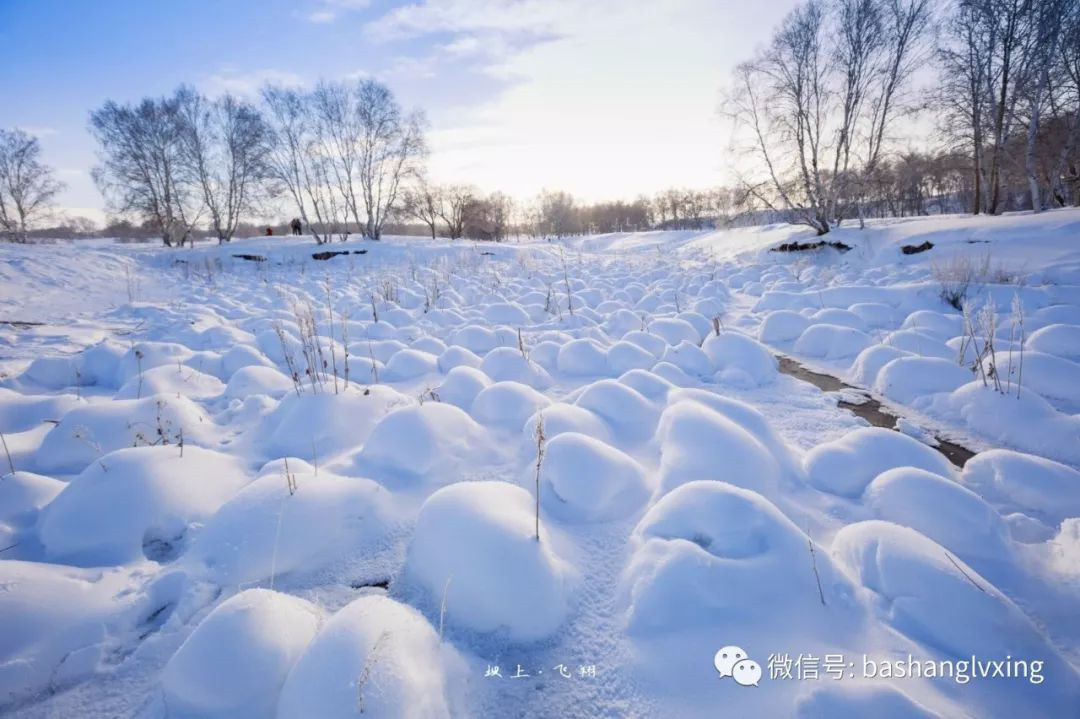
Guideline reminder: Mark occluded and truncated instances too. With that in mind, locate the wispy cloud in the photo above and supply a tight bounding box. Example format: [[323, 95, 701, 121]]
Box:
[[16, 125, 58, 138], [198, 68, 306, 99], [305, 0, 371, 24]]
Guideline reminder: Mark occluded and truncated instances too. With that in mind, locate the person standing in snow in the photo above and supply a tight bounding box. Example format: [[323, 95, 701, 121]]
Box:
[[290, 218, 302, 236]]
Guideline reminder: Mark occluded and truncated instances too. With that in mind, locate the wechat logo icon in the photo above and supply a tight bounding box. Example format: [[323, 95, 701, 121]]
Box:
[[714, 646, 762, 687]]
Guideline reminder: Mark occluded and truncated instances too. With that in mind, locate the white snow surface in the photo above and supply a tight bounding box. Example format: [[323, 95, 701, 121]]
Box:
[[1, 211, 1080, 717]]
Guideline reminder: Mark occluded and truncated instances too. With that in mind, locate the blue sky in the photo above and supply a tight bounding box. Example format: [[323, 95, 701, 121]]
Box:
[[0, 0, 799, 222]]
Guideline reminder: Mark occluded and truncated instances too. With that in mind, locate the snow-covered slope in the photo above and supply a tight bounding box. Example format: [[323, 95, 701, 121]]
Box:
[[1, 210, 1079, 717]]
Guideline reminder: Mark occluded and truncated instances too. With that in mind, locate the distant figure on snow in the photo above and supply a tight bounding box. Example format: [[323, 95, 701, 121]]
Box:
[[290, 218, 302, 236], [265, 226, 274, 236]]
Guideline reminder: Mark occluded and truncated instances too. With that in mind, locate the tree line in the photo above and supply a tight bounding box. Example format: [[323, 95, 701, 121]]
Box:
[[728, 0, 1080, 235]]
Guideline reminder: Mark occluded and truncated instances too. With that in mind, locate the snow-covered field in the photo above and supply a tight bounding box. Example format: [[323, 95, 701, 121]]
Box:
[[1, 210, 1079, 718]]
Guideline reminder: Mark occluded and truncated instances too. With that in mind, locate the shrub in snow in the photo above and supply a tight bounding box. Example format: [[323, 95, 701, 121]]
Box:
[[900, 309, 964, 339], [648, 318, 700, 346], [382, 349, 439, 381], [675, 311, 713, 342], [702, 331, 778, 386], [605, 341, 657, 375], [0, 390, 82, 434], [185, 471, 394, 586], [35, 394, 216, 475], [0, 560, 139, 705], [0, 471, 63, 526], [539, 432, 649, 522], [449, 325, 499, 355], [37, 445, 250, 566], [864, 467, 1010, 566], [616, 368, 675, 401], [802, 427, 953, 498], [793, 324, 872, 361], [660, 341, 712, 377], [1025, 323, 1080, 362], [574, 379, 659, 438], [848, 345, 913, 387], [224, 365, 295, 400], [620, 330, 668, 358], [622, 481, 857, 633], [479, 347, 552, 389], [355, 403, 491, 483], [757, 310, 810, 343], [961, 449, 1080, 526], [436, 345, 482, 372], [873, 355, 972, 404], [161, 589, 322, 718], [277, 595, 466, 719], [522, 403, 611, 443], [811, 307, 868, 332], [987, 350, 1080, 408], [114, 364, 225, 401], [831, 521, 1080, 713], [656, 400, 785, 496], [407, 481, 578, 641], [259, 386, 407, 462], [556, 338, 610, 376], [470, 381, 551, 429]]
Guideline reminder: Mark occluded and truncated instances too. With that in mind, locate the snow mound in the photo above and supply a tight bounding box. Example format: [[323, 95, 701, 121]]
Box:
[[161, 589, 322, 718], [874, 356, 971, 404], [617, 368, 675, 401], [1025, 323, 1080, 362], [35, 394, 216, 475], [0, 391, 82, 434], [383, 349, 439, 381], [622, 481, 855, 633], [0, 471, 64, 526], [656, 400, 786, 496], [605, 341, 657, 374], [114, 364, 225, 401], [794, 324, 872, 360], [185, 471, 395, 586], [803, 427, 953, 498], [525, 403, 610, 442], [831, 521, 1080, 711], [470, 381, 551, 429], [702, 331, 778, 385], [437, 345, 482, 372], [37, 445, 250, 566], [660, 341, 712, 377], [277, 595, 465, 719], [865, 467, 1009, 565], [260, 386, 406, 461], [539, 432, 649, 521], [574, 379, 659, 438], [758, 310, 810, 343], [849, 345, 913, 387], [900, 310, 964, 339], [434, 365, 490, 409], [961, 449, 1080, 525], [224, 365, 295, 399], [795, 685, 939, 719], [449, 325, 499, 355], [556, 338, 610, 376], [355, 402, 490, 483], [479, 347, 552, 389], [407, 481, 578, 641], [648, 318, 699, 346]]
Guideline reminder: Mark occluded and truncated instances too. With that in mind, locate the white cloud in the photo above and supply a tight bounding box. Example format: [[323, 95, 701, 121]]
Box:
[[16, 125, 58, 138], [307, 10, 336, 23], [198, 68, 306, 100], [305, 0, 371, 24]]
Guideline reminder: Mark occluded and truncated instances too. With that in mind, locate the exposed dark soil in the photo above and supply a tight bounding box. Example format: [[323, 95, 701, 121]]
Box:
[[901, 240, 934, 255], [776, 356, 975, 467], [771, 240, 853, 253]]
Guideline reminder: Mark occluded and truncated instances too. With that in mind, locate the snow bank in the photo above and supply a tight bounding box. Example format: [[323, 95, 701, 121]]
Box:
[[407, 481, 577, 641], [1025, 323, 1080, 362], [757, 310, 810, 343], [35, 394, 216, 475], [622, 481, 856, 633], [556, 338, 610, 376], [479, 347, 552, 388], [574, 379, 659, 438], [383, 349, 439, 381], [656, 400, 784, 496], [38, 445, 250, 565], [874, 356, 972, 404], [185, 471, 395, 587], [803, 427, 953, 498], [277, 595, 465, 719], [161, 589, 322, 718], [470, 381, 551, 429], [702, 331, 778, 385], [794, 324, 872, 360], [605, 341, 657, 374], [224, 365, 295, 399], [539, 432, 649, 521], [961, 449, 1080, 526], [114, 364, 225, 401], [0, 390, 82, 434], [0, 471, 63, 526]]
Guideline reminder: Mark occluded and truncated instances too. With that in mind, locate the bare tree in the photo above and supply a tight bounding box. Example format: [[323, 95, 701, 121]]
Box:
[[403, 177, 442, 239], [0, 129, 64, 243], [90, 90, 203, 247], [355, 80, 427, 240], [311, 81, 364, 233], [177, 88, 271, 243], [439, 184, 474, 240]]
